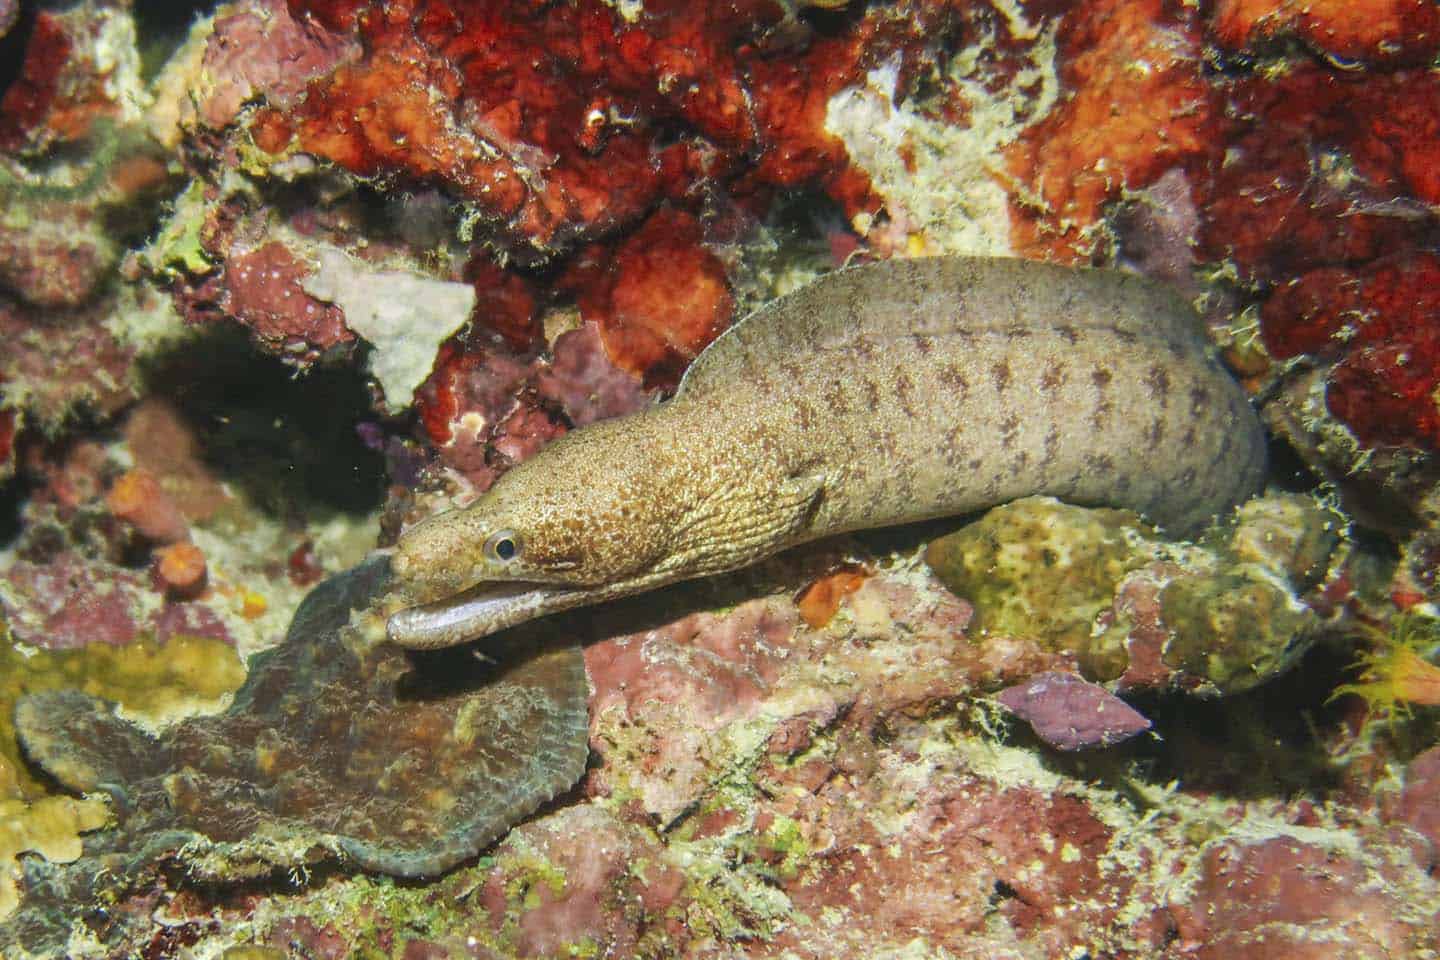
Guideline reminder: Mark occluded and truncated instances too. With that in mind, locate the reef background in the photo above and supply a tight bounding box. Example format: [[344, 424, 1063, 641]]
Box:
[[1, 0, 1440, 957]]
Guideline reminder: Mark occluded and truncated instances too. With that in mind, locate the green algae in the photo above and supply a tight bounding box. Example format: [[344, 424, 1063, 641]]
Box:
[[1158, 569, 1315, 694], [923, 496, 1155, 678], [0, 121, 127, 204], [144, 179, 215, 279]]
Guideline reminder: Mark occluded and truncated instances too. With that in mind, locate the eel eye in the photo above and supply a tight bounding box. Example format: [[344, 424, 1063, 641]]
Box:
[[484, 530, 521, 563]]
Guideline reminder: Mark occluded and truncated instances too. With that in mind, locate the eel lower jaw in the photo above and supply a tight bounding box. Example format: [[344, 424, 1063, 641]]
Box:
[[386, 580, 595, 650]]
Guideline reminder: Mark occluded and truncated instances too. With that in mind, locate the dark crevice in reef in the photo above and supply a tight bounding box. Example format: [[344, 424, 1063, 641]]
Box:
[[1264, 434, 1322, 493], [1123, 640, 1355, 799], [0, 473, 26, 549], [139, 325, 387, 522], [0, 2, 35, 101], [133, 0, 220, 82]]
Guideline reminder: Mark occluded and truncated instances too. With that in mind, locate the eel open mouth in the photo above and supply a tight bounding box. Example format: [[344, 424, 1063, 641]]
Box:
[[386, 580, 590, 649]]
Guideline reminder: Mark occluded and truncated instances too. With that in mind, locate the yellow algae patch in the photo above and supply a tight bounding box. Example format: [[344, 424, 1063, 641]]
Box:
[[1, 794, 110, 919], [0, 631, 246, 799]]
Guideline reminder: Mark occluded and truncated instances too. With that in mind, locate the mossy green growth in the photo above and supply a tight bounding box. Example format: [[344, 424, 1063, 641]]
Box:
[[504, 840, 568, 911], [746, 813, 810, 883], [0, 626, 245, 799], [220, 948, 288, 960], [1159, 569, 1314, 695], [145, 179, 216, 279], [1213, 492, 1343, 591], [923, 496, 1155, 678]]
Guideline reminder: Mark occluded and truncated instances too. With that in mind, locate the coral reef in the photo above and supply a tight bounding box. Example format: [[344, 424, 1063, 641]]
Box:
[[7, 543, 1428, 957], [1004, 0, 1217, 262], [1202, 68, 1440, 454], [2, 0, 1440, 954], [273, 0, 885, 257]]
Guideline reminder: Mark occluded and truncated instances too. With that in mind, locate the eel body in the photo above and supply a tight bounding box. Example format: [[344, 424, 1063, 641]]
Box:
[[388, 256, 1266, 649]]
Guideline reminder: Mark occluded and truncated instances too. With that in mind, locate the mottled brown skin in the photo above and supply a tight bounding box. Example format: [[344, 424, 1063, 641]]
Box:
[[388, 257, 1266, 649]]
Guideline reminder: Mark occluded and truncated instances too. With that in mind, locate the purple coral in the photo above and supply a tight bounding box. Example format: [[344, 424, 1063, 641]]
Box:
[[996, 671, 1152, 751]]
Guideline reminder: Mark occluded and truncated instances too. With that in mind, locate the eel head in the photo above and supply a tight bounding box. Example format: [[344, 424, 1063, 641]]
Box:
[[386, 424, 681, 649]]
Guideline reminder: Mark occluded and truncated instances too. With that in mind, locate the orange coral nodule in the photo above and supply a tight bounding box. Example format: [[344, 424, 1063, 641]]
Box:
[[796, 565, 870, 629], [589, 207, 735, 389], [106, 468, 189, 544], [154, 541, 207, 599], [240, 591, 268, 620]]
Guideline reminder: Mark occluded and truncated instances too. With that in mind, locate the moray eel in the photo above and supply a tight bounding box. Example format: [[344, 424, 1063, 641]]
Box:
[[388, 256, 1266, 649]]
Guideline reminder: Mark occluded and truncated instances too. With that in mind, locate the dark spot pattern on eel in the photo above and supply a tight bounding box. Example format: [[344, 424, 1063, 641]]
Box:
[[386, 256, 1268, 650]]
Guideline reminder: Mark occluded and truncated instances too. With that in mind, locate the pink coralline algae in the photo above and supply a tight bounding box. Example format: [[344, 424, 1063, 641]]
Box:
[[1, 550, 231, 650], [414, 319, 654, 490], [0, 296, 142, 429], [535, 324, 651, 428], [175, 0, 359, 135], [215, 241, 354, 356], [1394, 745, 1440, 863], [995, 671, 1152, 751], [1176, 835, 1438, 958]]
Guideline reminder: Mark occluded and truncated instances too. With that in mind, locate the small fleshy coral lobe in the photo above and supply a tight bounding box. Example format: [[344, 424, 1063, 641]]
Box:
[[0, 405, 15, 482], [217, 242, 354, 354]]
